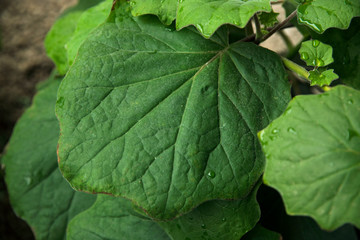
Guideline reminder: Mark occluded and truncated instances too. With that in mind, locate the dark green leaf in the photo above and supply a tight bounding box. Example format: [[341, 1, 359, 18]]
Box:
[[159, 181, 261, 240], [56, 1, 290, 220], [3, 74, 96, 240], [259, 86, 360, 230], [297, 0, 360, 33], [241, 225, 281, 240], [67, 195, 170, 240]]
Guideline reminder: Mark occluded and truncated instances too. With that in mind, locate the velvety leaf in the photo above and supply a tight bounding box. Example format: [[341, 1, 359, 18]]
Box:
[[67, 195, 170, 240], [130, 0, 272, 38], [299, 40, 334, 67], [45, 12, 83, 75], [259, 86, 360, 230], [241, 225, 281, 240], [66, 0, 113, 66], [310, 18, 360, 90], [2, 74, 96, 240], [257, 185, 358, 240], [159, 182, 261, 240], [176, 0, 272, 38], [308, 69, 338, 87], [56, 1, 290, 220], [297, 0, 360, 33]]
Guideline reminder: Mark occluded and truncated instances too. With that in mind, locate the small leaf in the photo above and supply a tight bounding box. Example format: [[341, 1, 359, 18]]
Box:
[[56, 1, 291, 220], [66, 0, 113, 66], [130, 0, 272, 38], [258, 11, 279, 29], [259, 85, 360, 230], [308, 69, 338, 87], [299, 40, 334, 67], [159, 182, 261, 240], [2, 74, 96, 240], [297, 0, 360, 33], [67, 195, 170, 240]]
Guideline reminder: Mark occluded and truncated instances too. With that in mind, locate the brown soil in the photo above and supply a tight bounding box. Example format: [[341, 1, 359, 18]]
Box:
[[0, 0, 75, 238]]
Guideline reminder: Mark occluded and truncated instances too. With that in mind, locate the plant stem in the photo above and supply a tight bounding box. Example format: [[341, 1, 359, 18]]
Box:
[[261, 10, 297, 42], [254, 14, 263, 42], [278, 30, 294, 53], [245, 21, 254, 36], [281, 57, 309, 80]]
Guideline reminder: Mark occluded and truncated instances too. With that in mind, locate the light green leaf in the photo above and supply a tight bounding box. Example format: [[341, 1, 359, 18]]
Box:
[[308, 69, 338, 87], [45, 12, 83, 75], [310, 18, 360, 90], [67, 195, 170, 240], [297, 0, 360, 33], [130, 0, 272, 38], [299, 40, 334, 67], [176, 0, 272, 38], [66, 0, 113, 66], [2, 74, 96, 240], [159, 182, 261, 240], [56, 1, 290, 220], [241, 225, 281, 240], [259, 86, 360, 230]]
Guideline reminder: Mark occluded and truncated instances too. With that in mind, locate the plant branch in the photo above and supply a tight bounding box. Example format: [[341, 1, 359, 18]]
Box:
[[261, 10, 297, 42], [281, 57, 309, 81], [254, 14, 263, 42], [271, 0, 284, 4], [245, 21, 254, 36]]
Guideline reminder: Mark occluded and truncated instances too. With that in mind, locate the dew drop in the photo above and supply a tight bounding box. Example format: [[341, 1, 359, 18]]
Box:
[[201, 224, 206, 229], [222, 217, 226, 222], [312, 39, 320, 48], [272, 129, 279, 134], [196, 24, 204, 33], [348, 99, 354, 104], [316, 58, 325, 67], [207, 170, 216, 178], [165, 27, 173, 32], [300, 52, 309, 60], [287, 127, 297, 134], [347, 129, 358, 140], [24, 177, 32, 185], [312, 59, 317, 65]]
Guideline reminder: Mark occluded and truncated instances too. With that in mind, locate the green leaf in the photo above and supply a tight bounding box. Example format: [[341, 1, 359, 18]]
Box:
[[159, 181, 261, 240], [259, 85, 360, 230], [310, 18, 360, 90], [308, 69, 338, 87], [299, 40, 334, 67], [130, 0, 272, 38], [241, 225, 281, 240], [297, 0, 360, 33], [56, 1, 290, 220], [258, 11, 279, 29], [45, 12, 83, 75], [176, 0, 272, 38], [67, 195, 170, 240], [66, 0, 113, 66], [2, 74, 96, 240], [258, 185, 359, 240]]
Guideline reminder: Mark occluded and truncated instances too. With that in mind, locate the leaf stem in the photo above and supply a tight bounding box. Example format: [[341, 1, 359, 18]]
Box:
[[245, 21, 254, 36], [254, 14, 263, 42], [281, 57, 309, 80], [261, 10, 297, 42]]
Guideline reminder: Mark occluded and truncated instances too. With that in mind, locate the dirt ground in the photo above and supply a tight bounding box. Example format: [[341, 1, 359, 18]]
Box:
[[0, 0, 75, 238]]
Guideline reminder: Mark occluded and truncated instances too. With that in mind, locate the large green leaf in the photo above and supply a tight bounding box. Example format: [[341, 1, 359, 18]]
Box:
[[56, 1, 290, 220], [297, 0, 360, 33], [159, 182, 261, 240], [67, 195, 170, 240], [259, 86, 360, 230], [130, 0, 272, 38], [2, 75, 96, 240], [66, 0, 113, 66]]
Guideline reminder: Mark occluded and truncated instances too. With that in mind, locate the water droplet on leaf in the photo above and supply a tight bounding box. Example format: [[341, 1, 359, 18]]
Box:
[[207, 170, 215, 178], [222, 217, 226, 222], [300, 52, 309, 60], [287, 127, 297, 134], [272, 129, 279, 134], [315, 58, 324, 67], [312, 39, 320, 47], [348, 99, 353, 104], [201, 224, 206, 229]]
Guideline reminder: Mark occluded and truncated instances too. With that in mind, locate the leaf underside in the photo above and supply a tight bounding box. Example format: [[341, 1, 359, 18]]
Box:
[[130, 0, 272, 38], [260, 86, 360, 230], [56, 1, 290, 220], [3, 75, 96, 240]]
